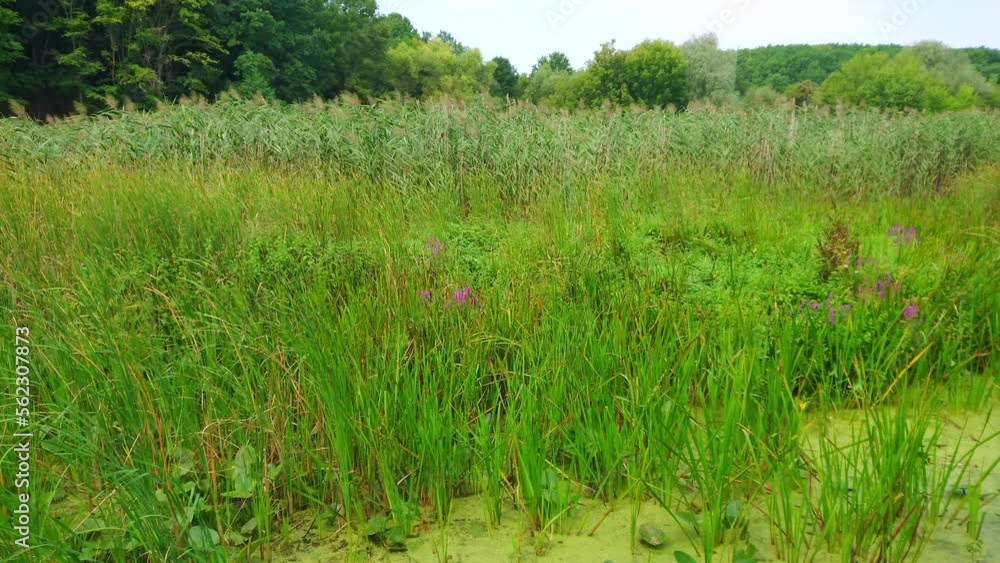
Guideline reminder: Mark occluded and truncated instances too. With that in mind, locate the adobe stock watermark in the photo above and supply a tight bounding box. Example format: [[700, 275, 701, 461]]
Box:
[[704, 0, 755, 35], [11, 325, 33, 550], [17, 0, 61, 41], [546, 0, 592, 29], [878, 0, 930, 39]]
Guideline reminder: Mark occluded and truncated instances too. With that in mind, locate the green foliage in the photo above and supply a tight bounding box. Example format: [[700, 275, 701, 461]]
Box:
[[489, 56, 520, 98], [906, 41, 993, 100], [819, 51, 964, 111], [90, 0, 226, 103], [0, 0, 21, 101], [736, 43, 904, 94], [533, 51, 572, 73], [682, 33, 737, 106], [1, 6, 997, 116], [622, 40, 688, 108], [233, 51, 276, 99], [785, 80, 819, 106], [217, 0, 383, 101], [378, 12, 419, 48], [961, 46, 1000, 83], [435, 30, 466, 55], [386, 38, 491, 99], [523, 64, 583, 107], [581, 40, 688, 109], [744, 85, 780, 109]]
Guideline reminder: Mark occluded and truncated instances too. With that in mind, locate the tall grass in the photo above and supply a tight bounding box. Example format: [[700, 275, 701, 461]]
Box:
[[0, 100, 997, 561], [2, 98, 999, 198]]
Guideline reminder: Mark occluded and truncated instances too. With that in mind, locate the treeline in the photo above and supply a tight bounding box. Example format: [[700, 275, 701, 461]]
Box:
[[1, 1, 998, 116]]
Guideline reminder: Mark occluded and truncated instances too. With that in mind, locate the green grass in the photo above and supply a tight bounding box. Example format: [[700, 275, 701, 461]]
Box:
[[0, 100, 998, 561]]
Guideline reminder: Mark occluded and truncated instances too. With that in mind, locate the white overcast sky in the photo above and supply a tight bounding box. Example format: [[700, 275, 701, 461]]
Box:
[[381, 0, 999, 73]]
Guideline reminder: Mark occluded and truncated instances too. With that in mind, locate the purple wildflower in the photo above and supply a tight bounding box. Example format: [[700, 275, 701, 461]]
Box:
[[425, 236, 444, 256], [810, 301, 820, 311], [419, 290, 432, 301], [889, 224, 918, 247], [828, 307, 837, 327], [903, 304, 920, 321], [452, 287, 472, 305]]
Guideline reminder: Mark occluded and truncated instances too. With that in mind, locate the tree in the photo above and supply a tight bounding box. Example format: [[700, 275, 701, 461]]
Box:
[[217, 0, 384, 102], [785, 80, 819, 106], [436, 31, 466, 55], [386, 38, 490, 99], [579, 41, 630, 107], [489, 56, 520, 98], [544, 71, 587, 108], [378, 13, 419, 48], [818, 51, 956, 111], [579, 40, 688, 109], [819, 52, 891, 106], [523, 64, 584, 106], [621, 40, 688, 108], [961, 47, 1000, 84], [745, 86, 780, 109], [682, 33, 737, 106], [857, 53, 942, 110], [0, 0, 22, 101], [533, 52, 571, 74], [233, 51, 277, 98], [906, 41, 992, 99], [735, 44, 903, 94], [92, 0, 225, 103]]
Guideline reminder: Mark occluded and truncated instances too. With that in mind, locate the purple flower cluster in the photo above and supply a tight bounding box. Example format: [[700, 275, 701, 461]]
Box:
[[424, 236, 444, 256], [902, 304, 920, 321], [801, 293, 852, 327], [418, 286, 481, 307], [858, 272, 902, 302], [451, 286, 480, 306], [888, 225, 918, 247]]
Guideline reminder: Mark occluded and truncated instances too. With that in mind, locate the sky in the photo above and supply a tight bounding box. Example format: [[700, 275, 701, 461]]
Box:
[[381, 0, 999, 73]]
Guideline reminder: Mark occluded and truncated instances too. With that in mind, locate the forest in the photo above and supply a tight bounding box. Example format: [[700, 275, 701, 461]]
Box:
[[1, 0, 999, 116]]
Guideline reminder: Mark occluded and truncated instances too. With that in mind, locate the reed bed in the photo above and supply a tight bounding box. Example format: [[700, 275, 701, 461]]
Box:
[[2, 99, 999, 198]]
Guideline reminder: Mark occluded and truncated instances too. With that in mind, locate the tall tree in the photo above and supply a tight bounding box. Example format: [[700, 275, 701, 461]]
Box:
[[91, 0, 225, 103], [489, 56, 520, 98], [0, 0, 22, 101], [735, 44, 903, 94], [906, 41, 992, 99], [378, 12, 419, 48], [682, 33, 737, 106], [217, 0, 383, 101], [435, 30, 465, 55], [961, 47, 1000, 83], [819, 51, 954, 111], [386, 37, 490, 99], [532, 52, 571, 73], [621, 40, 688, 108], [785, 80, 819, 106], [580, 40, 688, 109]]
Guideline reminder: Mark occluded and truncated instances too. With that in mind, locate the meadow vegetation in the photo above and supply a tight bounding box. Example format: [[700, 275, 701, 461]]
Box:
[[0, 99, 998, 562]]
